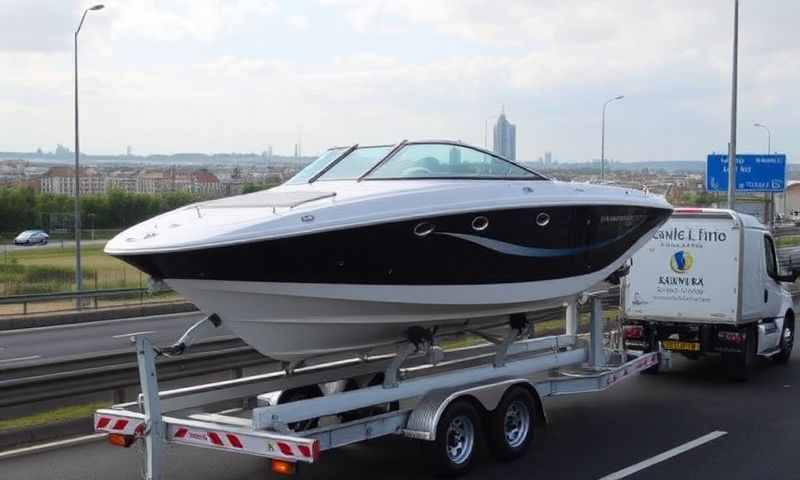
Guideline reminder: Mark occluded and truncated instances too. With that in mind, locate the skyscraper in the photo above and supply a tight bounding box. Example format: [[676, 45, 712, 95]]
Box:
[[493, 111, 516, 161]]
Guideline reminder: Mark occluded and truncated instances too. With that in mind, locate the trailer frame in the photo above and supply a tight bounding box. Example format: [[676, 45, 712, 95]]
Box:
[[95, 293, 666, 479]]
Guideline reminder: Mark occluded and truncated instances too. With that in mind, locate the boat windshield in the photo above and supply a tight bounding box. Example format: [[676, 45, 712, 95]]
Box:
[[366, 143, 543, 180], [287, 147, 347, 184], [314, 146, 392, 181]]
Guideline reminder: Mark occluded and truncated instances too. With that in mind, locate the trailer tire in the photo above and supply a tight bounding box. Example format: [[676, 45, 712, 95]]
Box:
[[424, 399, 482, 477], [724, 325, 756, 381], [278, 386, 322, 431], [487, 386, 536, 462], [773, 313, 794, 365]]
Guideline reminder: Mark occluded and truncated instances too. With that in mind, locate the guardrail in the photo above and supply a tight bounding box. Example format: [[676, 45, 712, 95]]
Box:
[[0, 339, 266, 409], [0, 287, 179, 317]]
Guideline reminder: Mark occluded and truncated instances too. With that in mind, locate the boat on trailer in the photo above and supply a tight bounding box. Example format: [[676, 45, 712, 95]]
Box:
[[105, 140, 672, 361]]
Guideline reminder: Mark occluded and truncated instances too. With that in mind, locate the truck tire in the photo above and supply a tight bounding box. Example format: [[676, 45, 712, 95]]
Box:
[[724, 325, 756, 381], [424, 399, 482, 477], [486, 386, 536, 462], [773, 314, 795, 365]]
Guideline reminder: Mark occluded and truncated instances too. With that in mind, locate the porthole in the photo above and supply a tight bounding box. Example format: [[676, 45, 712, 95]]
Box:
[[536, 212, 550, 227], [414, 222, 436, 237], [472, 216, 489, 231]]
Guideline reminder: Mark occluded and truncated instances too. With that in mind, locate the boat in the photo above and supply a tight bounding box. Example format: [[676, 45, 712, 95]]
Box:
[[105, 140, 672, 361]]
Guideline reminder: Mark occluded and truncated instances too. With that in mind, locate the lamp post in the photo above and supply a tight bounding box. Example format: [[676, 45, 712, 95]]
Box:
[[754, 122, 771, 154], [727, 0, 739, 210], [600, 95, 624, 182], [754, 122, 774, 226], [74, 4, 104, 293]]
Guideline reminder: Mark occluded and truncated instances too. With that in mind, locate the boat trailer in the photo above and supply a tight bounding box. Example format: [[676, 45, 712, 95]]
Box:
[[94, 292, 668, 479]]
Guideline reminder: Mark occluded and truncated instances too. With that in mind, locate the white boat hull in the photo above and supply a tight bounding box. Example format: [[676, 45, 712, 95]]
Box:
[[166, 241, 640, 361]]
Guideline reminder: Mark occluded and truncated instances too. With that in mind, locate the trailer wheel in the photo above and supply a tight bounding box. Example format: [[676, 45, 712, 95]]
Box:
[[278, 386, 321, 431], [424, 399, 482, 477], [487, 386, 536, 462], [724, 325, 756, 381], [773, 314, 795, 365]]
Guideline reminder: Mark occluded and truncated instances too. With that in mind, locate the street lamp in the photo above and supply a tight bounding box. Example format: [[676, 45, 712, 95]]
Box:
[[754, 122, 771, 153], [74, 4, 104, 293], [600, 95, 624, 182], [754, 122, 774, 226]]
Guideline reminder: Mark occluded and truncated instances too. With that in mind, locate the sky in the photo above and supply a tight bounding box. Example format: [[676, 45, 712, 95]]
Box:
[[1, 0, 798, 163]]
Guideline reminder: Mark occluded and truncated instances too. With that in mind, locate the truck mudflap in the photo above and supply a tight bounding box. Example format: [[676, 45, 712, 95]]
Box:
[[94, 409, 320, 463]]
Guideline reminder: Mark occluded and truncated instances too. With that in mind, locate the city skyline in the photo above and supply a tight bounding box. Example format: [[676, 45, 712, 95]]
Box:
[[1, 1, 798, 163]]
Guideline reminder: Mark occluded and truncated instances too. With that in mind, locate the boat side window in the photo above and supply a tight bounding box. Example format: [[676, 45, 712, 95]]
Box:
[[366, 143, 542, 180], [316, 146, 392, 181], [764, 235, 778, 279], [287, 148, 346, 184]]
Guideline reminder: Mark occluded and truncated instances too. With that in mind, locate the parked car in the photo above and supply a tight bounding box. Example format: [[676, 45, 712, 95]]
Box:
[[13, 230, 49, 245]]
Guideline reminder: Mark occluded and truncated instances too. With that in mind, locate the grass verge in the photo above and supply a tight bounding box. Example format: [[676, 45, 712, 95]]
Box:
[[0, 401, 110, 432]]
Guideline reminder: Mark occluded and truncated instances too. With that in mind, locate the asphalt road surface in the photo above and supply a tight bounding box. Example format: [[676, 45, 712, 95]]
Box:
[[2, 239, 108, 252], [0, 312, 232, 366], [1, 346, 798, 480]]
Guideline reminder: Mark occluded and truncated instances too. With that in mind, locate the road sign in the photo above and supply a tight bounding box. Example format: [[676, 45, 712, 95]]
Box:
[[706, 154, 786, 192]]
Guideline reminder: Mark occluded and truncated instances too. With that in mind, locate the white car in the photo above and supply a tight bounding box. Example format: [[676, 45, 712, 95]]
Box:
[[14, 230, 49, 246]]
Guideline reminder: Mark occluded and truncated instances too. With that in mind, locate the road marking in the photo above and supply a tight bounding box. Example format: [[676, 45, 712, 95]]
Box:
[[598, 430, 727, 480], [0, 355, 41, 364], [0, 311, 202, 336], [112, 330, 156, 339], [0, 433, 106, 461]]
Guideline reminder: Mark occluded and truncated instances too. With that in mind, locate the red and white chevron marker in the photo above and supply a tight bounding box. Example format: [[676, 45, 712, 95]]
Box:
[[94, 413, 145, 436], [95, 410, 320, 463], [167, 424, 320, 463]]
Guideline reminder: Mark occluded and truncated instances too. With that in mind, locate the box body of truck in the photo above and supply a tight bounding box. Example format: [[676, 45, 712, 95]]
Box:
[[621, 208, 795, 378]]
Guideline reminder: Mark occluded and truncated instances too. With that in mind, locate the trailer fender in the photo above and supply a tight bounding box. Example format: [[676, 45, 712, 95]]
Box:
[[402, 378, 544, 441]]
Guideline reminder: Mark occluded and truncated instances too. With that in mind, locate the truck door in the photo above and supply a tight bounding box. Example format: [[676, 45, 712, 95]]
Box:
[[760, 234, 783, 351]]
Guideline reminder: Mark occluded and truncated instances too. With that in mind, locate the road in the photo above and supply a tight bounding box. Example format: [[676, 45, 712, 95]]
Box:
[[2, 239, 107, 253], [0, 312, 233, 366], [1, 348, 798, 479]]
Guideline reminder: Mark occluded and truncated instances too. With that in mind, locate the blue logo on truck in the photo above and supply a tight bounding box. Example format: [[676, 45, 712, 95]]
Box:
[[670, 250, 693, 273]]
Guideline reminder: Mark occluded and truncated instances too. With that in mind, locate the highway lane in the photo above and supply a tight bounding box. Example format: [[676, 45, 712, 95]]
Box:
[[0, 312, 233, 365], [2, 239, 107, 252], [1, 347, 798, 479]]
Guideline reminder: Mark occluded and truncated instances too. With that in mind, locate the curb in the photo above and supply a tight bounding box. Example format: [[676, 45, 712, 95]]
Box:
[[0, 302, 198, 331]]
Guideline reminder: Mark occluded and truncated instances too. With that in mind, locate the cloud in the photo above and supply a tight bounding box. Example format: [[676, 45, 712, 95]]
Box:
[[1, 0, 799, 162], [285, 15, 309, 32]]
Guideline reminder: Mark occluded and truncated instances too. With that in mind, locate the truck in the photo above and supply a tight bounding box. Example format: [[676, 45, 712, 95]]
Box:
[[622, 208, 798, 380]]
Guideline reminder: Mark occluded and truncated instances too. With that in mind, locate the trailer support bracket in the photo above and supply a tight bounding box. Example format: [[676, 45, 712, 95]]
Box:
[[136, 336, 164, 480]]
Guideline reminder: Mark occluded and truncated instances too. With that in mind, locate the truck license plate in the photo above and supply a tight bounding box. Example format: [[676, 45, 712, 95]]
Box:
[[662, 340, 700, 352]]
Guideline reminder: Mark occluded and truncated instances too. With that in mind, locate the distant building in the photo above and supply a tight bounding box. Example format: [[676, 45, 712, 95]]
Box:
[[493, 112, 516, 161], [41, 167, 104, 196], [544, 152, 552, 165]]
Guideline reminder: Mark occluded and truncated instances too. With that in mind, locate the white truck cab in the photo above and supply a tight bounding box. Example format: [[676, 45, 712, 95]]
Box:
[[622, 208, 798, 380]]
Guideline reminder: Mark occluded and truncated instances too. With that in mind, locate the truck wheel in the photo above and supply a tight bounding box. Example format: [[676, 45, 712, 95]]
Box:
[[487, 386, 536, 462], [424, 399, 482, 476], [724, 326, 756, 381], [773, 315, 795, 365]]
